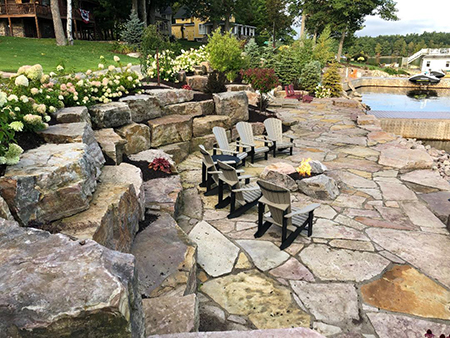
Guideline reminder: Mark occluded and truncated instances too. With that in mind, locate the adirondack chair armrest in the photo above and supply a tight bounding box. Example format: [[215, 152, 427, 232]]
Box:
[[235, 141, 254, 148], [254, 136, 268, 143], [285, 203, 321, 218], [208, 170, 222, 175], [283, 133, 297, 141], [237, 175, 254, 181], [264, 136, 279, 142], [231, 187, 260, 193], [236, 169, 245, 174], [213, 147, 240, 155]]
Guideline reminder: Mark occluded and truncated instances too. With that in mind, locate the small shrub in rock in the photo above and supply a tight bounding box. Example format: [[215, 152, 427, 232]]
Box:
[[322, 63, 343, 97], [120, 11, 145, 46], [205, 71, 227, 94], [148, 157, 171, 174], [206, 28, 244, 82], [241, 68, 279, 112], [300, 61, 322, 95], [182, 84, 192, 90]]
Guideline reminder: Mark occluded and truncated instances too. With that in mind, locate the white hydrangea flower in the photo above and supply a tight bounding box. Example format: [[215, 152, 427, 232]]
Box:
[[8, 94, 18, 102], [56, 65, 64, 72], [114, 56, 120, 62], [15, 75, 29, 87], [9, 121, 24, 132], [98, 63, 104, 70], [0, 91, 6, 107]]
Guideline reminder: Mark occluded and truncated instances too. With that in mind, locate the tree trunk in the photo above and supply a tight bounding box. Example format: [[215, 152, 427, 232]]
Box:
[[148, 0, 156, 26], [313, 29, 317, 45], [337, 28, 346, 62], [50, 0, 67, 46], [140, 0, 147, 27], [225, 15, 230, 32], [300, 12, 306, 39], [272, 21, 276, 48], [132, 0, 138, 15], [66, 0, 73, 45]]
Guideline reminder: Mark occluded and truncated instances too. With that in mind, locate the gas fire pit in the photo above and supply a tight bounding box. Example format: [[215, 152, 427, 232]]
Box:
[[260, 159, 339, 200]]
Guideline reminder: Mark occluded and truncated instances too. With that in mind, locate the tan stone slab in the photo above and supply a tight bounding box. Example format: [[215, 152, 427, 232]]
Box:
[[348, 169, 372, 179], [401, 169, 450, 191], [201, 270, 310, 329], [338, 146, 380, 158], [235, 252, 252, 269], [378, 147, 433, 170], [354, 217, 416, 231], [362, 265, 450, 320], [329, 239, 375, 251]]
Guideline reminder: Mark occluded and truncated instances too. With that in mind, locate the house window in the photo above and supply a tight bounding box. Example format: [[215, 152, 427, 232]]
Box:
[[426, 61, 431, 67], [199, 24, 206, 35]]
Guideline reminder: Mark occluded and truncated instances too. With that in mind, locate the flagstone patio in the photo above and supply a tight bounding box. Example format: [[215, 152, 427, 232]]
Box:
[[176, 98, 450, 337]]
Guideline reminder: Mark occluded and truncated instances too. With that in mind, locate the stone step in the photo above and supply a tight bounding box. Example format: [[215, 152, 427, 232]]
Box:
[[0, 219, 145, 337], [0, 143, 104, 226], [94, 128, 127, 164], [193, 116, 231, 138], [143, 294, 199, 336], [53, 106, 91, 125], [56, 163, 143, 253], [213, 91, 249, 125], [148, 327, 325, 338], [162, 100, 214, 117], [116, 122, 151, 155], [148, 115, 193, 148], [120, 94, 162, 123], [144, 175, 183, 217], [89, 102, 132, 129], [146, 89, 194, 106], [131, 213, 197, 298], [186, 76, 208, 92]]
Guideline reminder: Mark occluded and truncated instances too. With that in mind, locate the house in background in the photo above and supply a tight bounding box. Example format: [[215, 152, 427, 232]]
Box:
[[407, 48, 450, 72], [0, 0, 96, 39], [171, 5, 256, 42], [155, 6, 172, 36]]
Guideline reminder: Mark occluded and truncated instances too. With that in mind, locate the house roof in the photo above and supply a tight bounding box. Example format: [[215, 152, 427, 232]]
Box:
[[160, 6, 172, 16], [174, 5, 192, 19]]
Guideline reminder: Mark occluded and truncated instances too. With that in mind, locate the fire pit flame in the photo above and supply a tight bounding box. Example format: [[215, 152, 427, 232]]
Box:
[[296, 158, 312, 177]]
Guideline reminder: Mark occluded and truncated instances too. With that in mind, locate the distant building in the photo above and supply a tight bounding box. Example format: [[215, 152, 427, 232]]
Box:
[[0, 0, 96, 39], [171, 5, 256, 42], [407, 48, 450, 72], [156, 6, 172, 36]]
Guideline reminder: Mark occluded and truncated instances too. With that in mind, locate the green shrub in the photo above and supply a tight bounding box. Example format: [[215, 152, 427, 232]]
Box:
[[120, 11, 145, 46], [322, 63, 343, 97], [205, 71, 227, 94], [206, 29, 244, 82], [244, 38, 262, 69], [273, 46, 301, 86], [312, 27, 334, 67], [300, 61, 322, 95]]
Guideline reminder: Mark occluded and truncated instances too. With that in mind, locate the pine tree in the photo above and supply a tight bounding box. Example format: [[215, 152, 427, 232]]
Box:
[[300, 61, 322, 95], [120, 11, 145, 46], [322, 63, 342, 98]]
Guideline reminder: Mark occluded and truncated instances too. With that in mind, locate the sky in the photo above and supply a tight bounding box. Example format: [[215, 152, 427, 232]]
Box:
[[356, 0, 450, 37]]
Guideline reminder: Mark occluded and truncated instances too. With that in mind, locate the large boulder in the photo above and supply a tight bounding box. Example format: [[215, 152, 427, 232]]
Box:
[[94, 128, 127, 164], [193, 115, 231, 138], [119, 94, 162, 122], [116, 123, 151, 155], [0, 219, 145, 337], [146, 89, 194, 106], [186, 75, 208, 92], [163, 100, 214, 117], [0, 196, 13, 220], [129, 149, 178, 175], [131, 213, 197, 298], [0, 143, 103, 226], [144, 175, 182, 216], [56, 165, 141, 253], [213, 91, 249, 125], [260, 163, 297, 192], [148, 115, 193, 148], [160, 142, 191, 164], [38, 122, 105, 167], [190, 134, 216, 152], [297, 174, 340, 200], [54, 106, 91, 125], [89, 102, 132, 129]]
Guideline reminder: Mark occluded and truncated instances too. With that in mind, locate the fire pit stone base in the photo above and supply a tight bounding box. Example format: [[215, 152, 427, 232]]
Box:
[[297, 174, 339, 200]]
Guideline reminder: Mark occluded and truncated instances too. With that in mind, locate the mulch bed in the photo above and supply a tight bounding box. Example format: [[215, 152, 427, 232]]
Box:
[[122, 155, 172, 182], [193, 93, 213, 101]]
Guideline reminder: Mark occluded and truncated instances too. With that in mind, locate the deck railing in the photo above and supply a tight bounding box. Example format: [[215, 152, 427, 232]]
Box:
[[0, 3, 94, 22]]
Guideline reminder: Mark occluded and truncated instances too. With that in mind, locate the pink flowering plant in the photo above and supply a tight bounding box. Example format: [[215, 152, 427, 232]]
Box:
[[0, 56, 142, 166]]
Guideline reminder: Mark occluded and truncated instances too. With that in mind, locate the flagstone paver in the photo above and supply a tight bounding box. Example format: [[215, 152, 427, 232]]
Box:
[[175, 97, 450, 335], [361, 265, 450, 320], [201, 270, 311, 329], [300, 244, 390, 282], [189, 221, 239, 277], [236, 240, 289, 271], [291, 282, 359, 325]]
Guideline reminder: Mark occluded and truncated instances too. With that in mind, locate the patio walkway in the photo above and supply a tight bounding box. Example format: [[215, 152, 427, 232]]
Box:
[[176, 98, 450, 338]]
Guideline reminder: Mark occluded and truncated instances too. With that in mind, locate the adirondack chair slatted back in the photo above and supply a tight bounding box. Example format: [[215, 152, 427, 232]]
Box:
[[236, 122, 255, 147], [289, 84, 295, 95], [264, 118, 283, 143], [257, 180, 292, 227], [212, 127, 231, 154], [199, 145, 219, 185], [217, 161, 244, 204]]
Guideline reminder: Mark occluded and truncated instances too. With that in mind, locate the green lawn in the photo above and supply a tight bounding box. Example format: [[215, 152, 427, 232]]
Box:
[[0, 37, 140, 73], [177, 39, 205, 50]]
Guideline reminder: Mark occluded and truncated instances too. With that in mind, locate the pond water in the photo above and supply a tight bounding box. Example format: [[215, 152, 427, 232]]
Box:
[[357, 87, 450, 116]]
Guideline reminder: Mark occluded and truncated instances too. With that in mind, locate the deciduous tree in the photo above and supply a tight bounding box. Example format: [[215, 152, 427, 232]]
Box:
[[50, 0, 67, 46]]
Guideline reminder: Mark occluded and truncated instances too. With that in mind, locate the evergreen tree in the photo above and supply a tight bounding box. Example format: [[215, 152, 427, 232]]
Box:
[[300, 61, 322, 95], [120, 11, 145, 46], [322, 63, 342, 97]]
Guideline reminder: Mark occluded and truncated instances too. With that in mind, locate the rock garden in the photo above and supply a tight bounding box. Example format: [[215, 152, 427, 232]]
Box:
[[1, 29, 450, 338]]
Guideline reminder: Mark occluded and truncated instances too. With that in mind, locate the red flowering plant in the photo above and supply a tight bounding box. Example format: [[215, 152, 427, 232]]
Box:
[[148, 157, 171, 174], [182, 84, 192, 90], [241, 68, 279, 112]]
